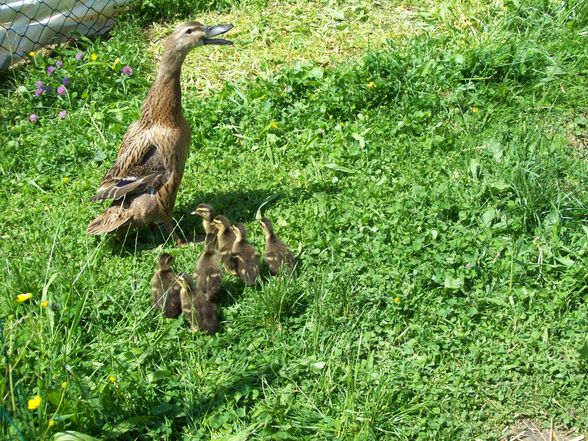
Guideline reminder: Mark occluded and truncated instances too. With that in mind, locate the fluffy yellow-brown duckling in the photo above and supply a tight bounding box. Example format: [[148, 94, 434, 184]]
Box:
[[150, 253, 182, 317], [194, 232, 224, 303], [259, 218, 296, 276], [192, 203, 216, 235], [231, 223, 260, 286], [211, 215, 237, 274], [177, 273, 219, 335]]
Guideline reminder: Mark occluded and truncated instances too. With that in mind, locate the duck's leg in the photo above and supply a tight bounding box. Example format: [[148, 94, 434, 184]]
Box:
[[158, 221, 187, 246]]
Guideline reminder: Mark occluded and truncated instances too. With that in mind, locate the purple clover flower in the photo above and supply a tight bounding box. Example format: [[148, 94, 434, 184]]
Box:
[[36, 80, 44, 88], [61, 77, 71, 87], [34, 88, 43, 97], [75, 52, 84, 61], [47, 65, 55, 75], [58, 110, 67, 119], [56, 60, 63, 68], [121, 65, 133, 76], [30, 114, 38, 123], [56, 85, 67, 95]]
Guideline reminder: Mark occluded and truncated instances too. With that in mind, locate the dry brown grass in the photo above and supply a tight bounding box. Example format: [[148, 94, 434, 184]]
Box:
[[146, 0, 428, 94], [502, 418, 585, 441]]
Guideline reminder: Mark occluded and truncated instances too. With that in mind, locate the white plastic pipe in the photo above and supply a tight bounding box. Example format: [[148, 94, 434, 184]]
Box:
[[0, 0, 129, 70]]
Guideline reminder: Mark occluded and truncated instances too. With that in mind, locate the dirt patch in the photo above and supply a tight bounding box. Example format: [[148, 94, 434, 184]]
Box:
[[502, 419, 585, 441], [566, 114, 588, 159], [567, 132, 587, 160]]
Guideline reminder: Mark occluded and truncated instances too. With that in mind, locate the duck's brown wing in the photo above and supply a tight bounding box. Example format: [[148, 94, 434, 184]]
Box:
[[92, 125, 169, 202], [87, 203, 133, 234]]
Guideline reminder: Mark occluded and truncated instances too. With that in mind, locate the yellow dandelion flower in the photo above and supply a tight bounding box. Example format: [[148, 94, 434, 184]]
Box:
[[41, 300, 49, 308], [62, 176, 70, 184], [61, 381, 68, 389], [108, 374, 117, 383], [90, 53, 98, 61], [394, 296, 401, 304], [48, 419, 55, 427], [27, 395, 42, 410], [17, 293, 32, 303], [270, 121, 278, 129], [472, 106, 479, 113], [367, 81, 376, 89], [28, 51, 36, 57]]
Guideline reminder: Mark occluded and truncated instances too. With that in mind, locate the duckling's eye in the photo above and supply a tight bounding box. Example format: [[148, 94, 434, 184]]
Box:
[[185, 29, 193, 35]]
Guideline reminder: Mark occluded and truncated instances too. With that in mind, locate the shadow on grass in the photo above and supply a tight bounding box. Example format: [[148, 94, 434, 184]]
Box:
[[100, 181, 337, 254], [105, 360, 279, 439], [176, 180, 339, 226], [184, 361, 278, 423], [218, 276, 249, 308]]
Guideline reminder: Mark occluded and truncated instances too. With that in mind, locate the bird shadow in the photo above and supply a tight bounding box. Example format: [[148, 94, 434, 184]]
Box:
[[100, 341, 280, 439], [132, 361, 280, 438], [102, 181, 338, 254], [175, 181, 339, 234]]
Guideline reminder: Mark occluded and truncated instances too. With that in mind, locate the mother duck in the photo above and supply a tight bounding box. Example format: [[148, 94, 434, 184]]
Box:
[[87, 22, 233, 242]]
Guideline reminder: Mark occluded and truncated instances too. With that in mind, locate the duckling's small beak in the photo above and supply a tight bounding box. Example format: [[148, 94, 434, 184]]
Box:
[[191, 209, 201, 215], [204, 24, 234, 45]]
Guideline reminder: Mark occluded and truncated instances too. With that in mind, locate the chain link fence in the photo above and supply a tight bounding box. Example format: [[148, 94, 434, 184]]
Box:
[[0, 0, 131, 70]]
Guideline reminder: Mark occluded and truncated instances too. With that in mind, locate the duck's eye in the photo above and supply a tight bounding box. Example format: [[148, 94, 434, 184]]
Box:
[[186, 29, 193, 34]]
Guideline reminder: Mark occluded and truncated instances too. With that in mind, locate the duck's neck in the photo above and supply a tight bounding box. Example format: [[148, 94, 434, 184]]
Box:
[[140, 51, 187, 125]]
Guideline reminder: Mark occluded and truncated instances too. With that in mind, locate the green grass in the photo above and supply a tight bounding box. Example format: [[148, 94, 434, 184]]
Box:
[[1, 0, 588, 439]]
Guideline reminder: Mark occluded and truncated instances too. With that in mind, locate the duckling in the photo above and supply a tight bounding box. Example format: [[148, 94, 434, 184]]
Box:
[[231, 223, 260, 286], [211, 215, 237, 274], [192, 203, 216, 236], [259, 218, 296, 276], [195, 232, 224, 303], [150, 253, 182, 317], [176, 272, 198, 330], [177, 273, 219, 335], [87, 22, 234, 243]]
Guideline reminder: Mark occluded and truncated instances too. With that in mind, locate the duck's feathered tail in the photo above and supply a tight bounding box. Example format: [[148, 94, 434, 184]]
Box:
[[87, 205, 133, 235]]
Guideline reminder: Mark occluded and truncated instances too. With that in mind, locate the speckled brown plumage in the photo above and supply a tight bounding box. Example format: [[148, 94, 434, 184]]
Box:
[[260, 218, 296, 276], [192, 203, 216, 235], [177, 273, 219, 335], [87, 22, 233, 239], [194, 233, 224, 303], [151, 253, 182, 318], [231, 223, 260, 286], [212, 215, 238, 274]]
